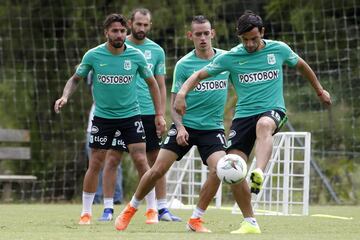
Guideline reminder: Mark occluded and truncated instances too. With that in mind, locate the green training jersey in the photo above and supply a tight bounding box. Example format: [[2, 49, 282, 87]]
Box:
[[76, 43, 153, 119], [205, 39, 299, 118], [172, 48, 229, 130], [126, 38, 166, 115]]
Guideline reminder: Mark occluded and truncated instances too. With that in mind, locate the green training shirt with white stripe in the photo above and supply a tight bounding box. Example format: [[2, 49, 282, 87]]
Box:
[[76, 43, 153, 119], [172, 48, 229, 130], [205, 39, 299, 119], [126, 38, 166, 115]]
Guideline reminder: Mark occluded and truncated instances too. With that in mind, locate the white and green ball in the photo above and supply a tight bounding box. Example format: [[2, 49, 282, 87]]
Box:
[[216, 154, 247, 184]]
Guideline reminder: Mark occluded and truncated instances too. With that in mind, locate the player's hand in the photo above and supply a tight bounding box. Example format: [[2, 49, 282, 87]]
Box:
[[176, 126, 189, 146], [318, 89, 332, 105], [54, 97, 68, 113], [155, 114, 166, 137], [174, 93, 186, 116]]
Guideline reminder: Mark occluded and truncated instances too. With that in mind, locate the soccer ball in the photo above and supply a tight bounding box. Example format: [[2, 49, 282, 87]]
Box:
[[216, 154, 247, 184]]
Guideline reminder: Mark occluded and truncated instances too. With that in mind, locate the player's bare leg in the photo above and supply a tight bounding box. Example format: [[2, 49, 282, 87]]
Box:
[[227, 150, 261, 234], [127, 142, 158, 224], [115, 149, 177, 230], [79, 148, 106, 224], [251, 116, 277, 194], [134, 149, 176, 200], [255, 117, 276, 170], [186, 151, 224, 233], [147, 149, 181, 221], [98, 150, 122, 221]]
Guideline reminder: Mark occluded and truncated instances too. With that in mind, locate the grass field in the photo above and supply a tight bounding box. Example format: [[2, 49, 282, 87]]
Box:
[[0, 204, 358, 240]]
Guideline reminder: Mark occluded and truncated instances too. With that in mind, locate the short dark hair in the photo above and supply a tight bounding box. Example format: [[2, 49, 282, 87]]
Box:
[[237, 10, 263, 35], [130, 8, 152, 21], [192, 15, 210, 25], [103, 13, 127, 30], [191, 15, 211, 31]]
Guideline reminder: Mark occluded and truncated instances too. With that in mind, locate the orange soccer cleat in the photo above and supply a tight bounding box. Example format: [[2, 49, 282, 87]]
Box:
[[114, 204, 137, 231], [145, 208, 159, 224], [186, 218, 211, 233], [79, 213, 91, 225]]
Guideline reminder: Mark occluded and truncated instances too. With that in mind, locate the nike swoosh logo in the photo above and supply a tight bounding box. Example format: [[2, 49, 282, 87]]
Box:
[[239, 61, 247, 65], [100, 63, 108, 67]]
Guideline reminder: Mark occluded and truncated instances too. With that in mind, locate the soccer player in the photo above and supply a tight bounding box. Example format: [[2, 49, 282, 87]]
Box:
[[98, 8, 180, 222], [114, 15, 260, 234], [84, 71, 124, 208], [54, 13, 166, 225], [174, 10, 332, 233]]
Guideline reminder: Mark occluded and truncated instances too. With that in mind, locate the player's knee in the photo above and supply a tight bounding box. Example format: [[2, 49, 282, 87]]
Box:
[[256, 119, 274, 135], [131, 153, 147, 166], [131, 151, 147, 163], [106, 154, 121, 166], [232, 180, 251, 194], [87, 161, 102, 174], [88, 158, 103, 171], [104, 158, 119, 170]]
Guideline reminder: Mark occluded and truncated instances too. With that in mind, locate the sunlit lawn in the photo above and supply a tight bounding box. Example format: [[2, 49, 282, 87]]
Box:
[[0, 204, 358, 240]]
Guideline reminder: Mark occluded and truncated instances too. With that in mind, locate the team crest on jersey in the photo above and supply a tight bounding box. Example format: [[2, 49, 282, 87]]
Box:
[[144, 50, 152, 59], [267, 54, 276, 65], [124, 60, 132, 70]]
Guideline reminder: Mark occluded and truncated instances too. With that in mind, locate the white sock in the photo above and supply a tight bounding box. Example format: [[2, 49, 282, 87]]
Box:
[[244, 217, 258, 226], [157, 198, 168, 210], [81, 192, 95, 215], [144, 188, 157, 210], [103, 198, 114, 209], [130, 195, 141, 209], [191, 207, 205, 219]]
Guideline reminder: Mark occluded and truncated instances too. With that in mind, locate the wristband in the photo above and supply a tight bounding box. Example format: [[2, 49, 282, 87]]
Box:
[[155, 113, 163, 117], [317, 90, 324, 96]]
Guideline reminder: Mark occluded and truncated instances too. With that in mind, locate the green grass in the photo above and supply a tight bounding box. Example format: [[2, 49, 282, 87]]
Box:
[[0, 204, 359, 240]]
